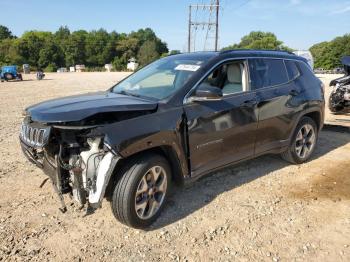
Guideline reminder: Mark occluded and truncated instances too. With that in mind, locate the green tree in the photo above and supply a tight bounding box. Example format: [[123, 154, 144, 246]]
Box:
[[18, 31, 53, 67], [169, 50, 181, 55], [310, 34, 350, 69], [112, 56, 125, 71], [222, 31, 292, 51], [38, 39, 62, 69], [55, 26, 70, 41], [0, 25, 14, 41], [85, 29, 112, 66], [129, 28, 167, 53], [64, 30, 87, 66], [0, 38, 23, 66], [116, 36, 140, 67], [0, 25, 168, 71], [137, 40, 160, 66]]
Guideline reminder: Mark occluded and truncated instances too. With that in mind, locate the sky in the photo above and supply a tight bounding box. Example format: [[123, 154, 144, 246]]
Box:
[[0, 0, 350, 51]]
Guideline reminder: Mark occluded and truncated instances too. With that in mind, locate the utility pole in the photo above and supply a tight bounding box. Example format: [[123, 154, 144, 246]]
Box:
[[188, 5, 192, 53], [187, 1, 220, 52], [215, 0, 219, 51]]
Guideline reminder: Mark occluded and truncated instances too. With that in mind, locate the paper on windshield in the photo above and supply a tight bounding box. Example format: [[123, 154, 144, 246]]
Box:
[[175, 64, 201, 72]]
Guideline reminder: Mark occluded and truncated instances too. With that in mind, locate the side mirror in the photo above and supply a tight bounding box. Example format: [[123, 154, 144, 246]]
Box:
[[189, 83, 223, 102]]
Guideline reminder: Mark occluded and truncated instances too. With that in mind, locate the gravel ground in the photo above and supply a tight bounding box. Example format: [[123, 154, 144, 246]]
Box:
[[0, 72, 349, 262]]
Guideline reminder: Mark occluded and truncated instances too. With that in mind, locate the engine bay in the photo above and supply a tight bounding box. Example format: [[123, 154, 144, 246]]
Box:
[[20, 120, 120, 214]]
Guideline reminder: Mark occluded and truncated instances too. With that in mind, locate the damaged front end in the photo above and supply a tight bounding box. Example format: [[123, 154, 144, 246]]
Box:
[[20, 117, 120, 214], [329, 56, 350, 113]]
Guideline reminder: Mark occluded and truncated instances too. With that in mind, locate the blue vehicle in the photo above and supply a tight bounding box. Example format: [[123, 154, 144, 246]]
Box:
[[0, 65, 23, 82]]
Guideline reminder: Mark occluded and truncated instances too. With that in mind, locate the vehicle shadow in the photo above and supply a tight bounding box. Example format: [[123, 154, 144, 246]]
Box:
[[1, 79, 33, 82], [149, 125, 350, 230]]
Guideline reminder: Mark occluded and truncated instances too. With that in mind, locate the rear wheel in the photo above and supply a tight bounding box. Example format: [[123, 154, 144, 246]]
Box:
[[111, 153, 171, 228], [281, 116, 318, 164], [4, 73, 13, 81]]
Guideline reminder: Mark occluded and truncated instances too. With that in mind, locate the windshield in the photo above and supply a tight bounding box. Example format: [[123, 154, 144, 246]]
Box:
[[112, 56, 204, 100]]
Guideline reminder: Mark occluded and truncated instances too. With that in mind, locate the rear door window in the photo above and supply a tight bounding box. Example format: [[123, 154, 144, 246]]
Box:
[[284, 60, 300, 80], [248, 58, 289, 89]]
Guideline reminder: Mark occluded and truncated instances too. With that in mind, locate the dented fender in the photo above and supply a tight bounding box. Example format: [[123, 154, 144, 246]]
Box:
[[97, 106, 189, 177]]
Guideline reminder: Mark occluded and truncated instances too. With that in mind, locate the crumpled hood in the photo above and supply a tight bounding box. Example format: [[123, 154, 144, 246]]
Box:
[[26, 91, 158, 123]]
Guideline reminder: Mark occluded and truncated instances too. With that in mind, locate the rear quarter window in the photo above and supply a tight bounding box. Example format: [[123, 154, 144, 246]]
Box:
[[249, 58, 288, 89], [296, 61, 316, 79], [284, 60, 300, 80]]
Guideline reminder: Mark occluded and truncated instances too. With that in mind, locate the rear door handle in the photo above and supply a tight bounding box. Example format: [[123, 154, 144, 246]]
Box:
[[241, 99, 258, 107], [289, 89, 300, 96]]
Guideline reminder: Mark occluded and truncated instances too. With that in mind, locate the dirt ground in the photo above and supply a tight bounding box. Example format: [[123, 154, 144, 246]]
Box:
[[0, 72, 349, 262]]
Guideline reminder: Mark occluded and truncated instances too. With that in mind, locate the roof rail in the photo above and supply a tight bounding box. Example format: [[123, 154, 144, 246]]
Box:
[[219, 49, 296, 55]]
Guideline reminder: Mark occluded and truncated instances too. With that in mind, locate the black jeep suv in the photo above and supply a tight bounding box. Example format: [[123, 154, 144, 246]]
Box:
[[20, 50, 325, 228]]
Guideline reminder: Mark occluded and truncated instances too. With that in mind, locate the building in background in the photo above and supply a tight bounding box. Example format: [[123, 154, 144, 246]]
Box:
[[22, 64, 30, 74], [293, 50, 314, 69], [75, 65, 86, 72], [57, 68, 68, 73], [127, 58, 139, 71], [105, 64, 113, 72]]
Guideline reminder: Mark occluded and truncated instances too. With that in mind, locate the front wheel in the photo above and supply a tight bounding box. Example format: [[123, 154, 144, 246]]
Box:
[[281, 116, 318, 164], [111, 154, 171, 228]]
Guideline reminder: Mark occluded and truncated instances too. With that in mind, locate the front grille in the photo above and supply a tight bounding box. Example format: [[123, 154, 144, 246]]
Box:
[[20, 123, 50, 148]]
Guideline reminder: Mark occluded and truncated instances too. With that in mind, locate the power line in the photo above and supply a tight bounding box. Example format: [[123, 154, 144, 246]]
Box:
[[224, 0, 251, 13], [188, 0, 220, 52]]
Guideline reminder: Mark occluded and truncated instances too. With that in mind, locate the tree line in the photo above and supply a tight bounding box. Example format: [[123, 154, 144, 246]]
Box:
[[309, 34, 350, 70], [222, 31, 350, 70], [0, 25, 168, 71], [1, 25, 348, 72]]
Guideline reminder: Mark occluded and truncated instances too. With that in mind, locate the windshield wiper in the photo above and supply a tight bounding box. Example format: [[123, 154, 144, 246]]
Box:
[[116, 90, 142, 98]]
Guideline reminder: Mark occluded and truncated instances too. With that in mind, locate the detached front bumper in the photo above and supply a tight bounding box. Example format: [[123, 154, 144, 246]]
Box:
[[20, 139, 45, 168]]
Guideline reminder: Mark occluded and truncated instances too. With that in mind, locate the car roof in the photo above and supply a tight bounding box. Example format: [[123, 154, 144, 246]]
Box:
[[2, 65, 17, 69], [169, 51, 218, 61], [173, 49, 305, 62]]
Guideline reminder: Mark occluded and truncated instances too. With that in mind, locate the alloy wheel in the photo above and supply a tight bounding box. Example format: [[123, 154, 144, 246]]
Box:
[[295, 123, 316, 159], [134, 166, 168, 220]]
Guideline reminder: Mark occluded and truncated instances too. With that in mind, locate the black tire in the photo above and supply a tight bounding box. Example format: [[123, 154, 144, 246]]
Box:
[[281, 116, 318, 164], [18, 74, 23, 81], [111, 153, 171, 228], [4, 73, 13, 81]]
